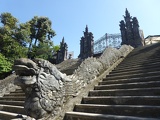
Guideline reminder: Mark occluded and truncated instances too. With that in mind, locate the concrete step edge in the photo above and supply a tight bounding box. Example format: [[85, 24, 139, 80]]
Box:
[[0, 100, 24, 106], [0, 104, 24, 109], [114, 65, 160, 71], [102, 75, 160, 82], [96, 81, 160, 88], [105, 71, 160, 80], [90, 87, 160, 92], [65, 111, 159, 120], [0, 110, 27, 119], [83, 96, 160, 99], [111, 67, 160, 74], [119, 59, 160, 66], [75, 104, 160, 108]]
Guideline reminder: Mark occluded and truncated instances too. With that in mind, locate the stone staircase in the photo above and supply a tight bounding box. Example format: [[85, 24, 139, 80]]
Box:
[[0, 43, 160, 120], [64, 43, 160, 120], [0, 88, 26, 120], [56, 59, 82, 75]]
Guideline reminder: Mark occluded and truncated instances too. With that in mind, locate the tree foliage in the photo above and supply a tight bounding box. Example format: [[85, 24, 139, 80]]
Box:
[[0, 12, 28, 62], [0, 53, 12, 74], [31, 41, 52, 59], [0, 13, 59, 61], [27, 16, 56, 58], [0, 12, 59, 78]]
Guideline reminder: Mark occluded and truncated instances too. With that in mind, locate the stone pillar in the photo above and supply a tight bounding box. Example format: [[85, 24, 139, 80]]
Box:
[[132, 17, 143, 47], [78, 25, 94, 59], [56, 37, 68, 64]]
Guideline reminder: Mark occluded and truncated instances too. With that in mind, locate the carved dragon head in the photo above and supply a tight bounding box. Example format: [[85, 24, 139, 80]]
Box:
[[13, 58, 71, 119]]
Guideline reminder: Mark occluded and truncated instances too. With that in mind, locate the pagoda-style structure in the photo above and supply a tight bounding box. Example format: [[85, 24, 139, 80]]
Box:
[[56, 37, 68, 64], [78, 25, 94, 59], [119, 8, 143, 48]]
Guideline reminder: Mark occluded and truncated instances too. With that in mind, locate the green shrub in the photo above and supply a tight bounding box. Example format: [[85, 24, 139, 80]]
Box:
[[0, 53, 12, 74]]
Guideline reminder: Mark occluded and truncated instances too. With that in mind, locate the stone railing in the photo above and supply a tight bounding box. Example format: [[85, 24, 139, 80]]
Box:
[[53, 45, 133, 120], [13, 58, 72, 119], [69, 45, 133, 95], [0, 73, 19, 97]]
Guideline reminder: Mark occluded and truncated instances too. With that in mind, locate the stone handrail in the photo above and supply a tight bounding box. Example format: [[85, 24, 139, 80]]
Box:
[[53, 45, 134, 120], [69, 45, 134, 95]]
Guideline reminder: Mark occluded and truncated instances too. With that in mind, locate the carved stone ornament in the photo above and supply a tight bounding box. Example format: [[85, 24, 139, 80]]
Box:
[[13, 58, 71, 119]]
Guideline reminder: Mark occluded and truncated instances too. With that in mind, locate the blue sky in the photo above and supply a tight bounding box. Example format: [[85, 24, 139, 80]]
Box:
[[1, 0, 160, 58]]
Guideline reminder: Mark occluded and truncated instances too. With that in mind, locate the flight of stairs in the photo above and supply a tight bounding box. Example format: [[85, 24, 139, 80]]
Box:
[[0, 88, 26, 120], [0, 43, 160, 120], [56, 59, 82, 75], [64, 43, 160, 120]]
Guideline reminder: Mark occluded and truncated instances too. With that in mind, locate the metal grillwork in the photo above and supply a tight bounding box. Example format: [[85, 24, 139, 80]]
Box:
[[94, 33, 122, 54]]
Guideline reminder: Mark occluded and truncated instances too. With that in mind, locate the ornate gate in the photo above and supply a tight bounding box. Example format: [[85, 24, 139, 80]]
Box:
[[94, 33, 122, 54]]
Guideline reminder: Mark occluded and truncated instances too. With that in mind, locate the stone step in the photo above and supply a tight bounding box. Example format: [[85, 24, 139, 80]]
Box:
[[11, 89, 24, 93], [4, 93, 25, 96], [89, 87, 160, 96], [114, 64, 160, 72], [0, 104, 26, 115], [118, 61, 160, 69], [100, 75, 160, 85], [64, 112, 159, 120], [119, 57, 160, 66], [0, 96, 25, 101], [111, 64, 160, 74], [74, 104, 160, 118], [119, 62, 160, 71], [95, 81, 160, 90], [109, 68, 160, 78], [123, 55, 160, 60], [121, 57, 160, 63], [123, 50, 160, 56], [122, 52, 160, 58], [105, 71, 160, 80], [0, 100, 24, 106], [82, 96, 160, 106], [0, 110, 27, 120]]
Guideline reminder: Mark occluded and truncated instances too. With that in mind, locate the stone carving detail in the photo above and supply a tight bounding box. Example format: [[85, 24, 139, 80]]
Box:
[[12, 45, 133, 120], [13, 58, 71, 119], [120, 8, 144, 48], [71, 45, 133, 95], [78, 25, 94, 59], [56, 37, 68, 64]]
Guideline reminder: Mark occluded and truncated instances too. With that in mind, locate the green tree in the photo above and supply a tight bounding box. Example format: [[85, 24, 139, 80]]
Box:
[[0, 12, 18, 29], [53, 45, 60, 52], [27, 16, 56, 58], [0, 12, 28, 62], [14, 22, 31, 47], [0, 12, 58, 63], [31, 40, 59, 60], [0, 53, 12, 74]]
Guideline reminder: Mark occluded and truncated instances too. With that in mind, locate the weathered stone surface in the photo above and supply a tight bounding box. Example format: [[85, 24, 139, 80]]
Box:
[[70, 45, 133, 95], [12, 45, 133, 120], [13, 58, 71, 119], [0, 74, 19, 97], [120, 9, 143, 47], [56, 58, 82, 75]]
